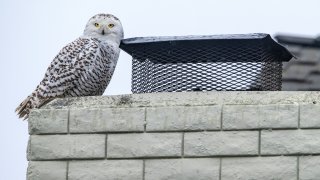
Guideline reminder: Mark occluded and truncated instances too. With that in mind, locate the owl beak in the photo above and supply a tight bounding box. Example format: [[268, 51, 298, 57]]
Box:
[[102, 30, 105, 35]]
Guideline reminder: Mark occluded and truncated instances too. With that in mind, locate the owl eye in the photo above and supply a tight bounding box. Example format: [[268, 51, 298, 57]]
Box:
[[94, 23, 100, 27], [108, 24, 115, 28]]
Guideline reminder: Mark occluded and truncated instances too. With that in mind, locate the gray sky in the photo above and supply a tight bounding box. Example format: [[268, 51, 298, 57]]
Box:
[[1, 0, 320, 179]]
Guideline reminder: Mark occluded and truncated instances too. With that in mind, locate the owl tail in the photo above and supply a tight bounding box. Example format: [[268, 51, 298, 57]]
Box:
[[15, 95, 34, 120], [15, 92, 52, 120]]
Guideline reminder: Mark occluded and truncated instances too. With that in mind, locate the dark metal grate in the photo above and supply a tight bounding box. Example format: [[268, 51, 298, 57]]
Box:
[[120, 34, 293, 93]]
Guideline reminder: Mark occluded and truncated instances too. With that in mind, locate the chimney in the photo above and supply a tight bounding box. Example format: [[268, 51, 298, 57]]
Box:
[[27, 92, 320, 179]]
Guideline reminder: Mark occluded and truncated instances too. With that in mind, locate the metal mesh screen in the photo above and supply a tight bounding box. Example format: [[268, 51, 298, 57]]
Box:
[[121, 34, 293, 93], [132, 61, 283, 92]]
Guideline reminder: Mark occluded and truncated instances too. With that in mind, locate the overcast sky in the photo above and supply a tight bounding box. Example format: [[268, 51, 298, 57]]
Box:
[[1, 0, 320, 179]]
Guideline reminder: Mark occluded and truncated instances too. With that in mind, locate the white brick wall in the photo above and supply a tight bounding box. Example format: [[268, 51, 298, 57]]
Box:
[[146, 106, 221, 131], [184, 131, 258, 156], [223, 104, 298, 129], [107, 133, 182, 158], [29, 135, 106, 160], [68, 160, 143, 180], [221, 157, 297, 180], [69, 108, 145, 133], [27, 92, 320, 180], [145, 159, 220, 180]]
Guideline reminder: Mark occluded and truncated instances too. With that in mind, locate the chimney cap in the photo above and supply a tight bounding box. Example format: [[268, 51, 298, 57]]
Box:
[[121, 33, 293, 63]]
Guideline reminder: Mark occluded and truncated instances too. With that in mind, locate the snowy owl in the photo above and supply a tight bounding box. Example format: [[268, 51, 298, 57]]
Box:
[[16, 13, 124, 119]]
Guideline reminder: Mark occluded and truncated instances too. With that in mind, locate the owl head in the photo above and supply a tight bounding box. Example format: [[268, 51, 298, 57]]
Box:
[[84, 14, 124, 45]]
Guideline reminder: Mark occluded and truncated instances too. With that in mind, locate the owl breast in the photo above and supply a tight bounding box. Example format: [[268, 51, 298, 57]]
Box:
[[65, 40, 119, 97]]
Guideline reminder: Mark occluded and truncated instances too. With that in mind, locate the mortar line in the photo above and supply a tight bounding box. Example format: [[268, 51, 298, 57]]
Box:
[[144, 108, 147, 132], [143, 160, 146, 180], [297, 156, 300, 180], [219, 158, 222, 180], [67, 109, 70, 134], [105, 134, 108, 159], [32, 155, 310, 161], [220, 105, 224, 131], [36, 128, 298, 135], [181, 132, 185, 158], [66, 161, 69, 180], [298, 104, 301, 129], [258, 130, 261, 156]]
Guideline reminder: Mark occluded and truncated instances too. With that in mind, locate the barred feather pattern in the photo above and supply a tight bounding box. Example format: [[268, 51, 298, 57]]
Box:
[[16, 37, 119, 119]]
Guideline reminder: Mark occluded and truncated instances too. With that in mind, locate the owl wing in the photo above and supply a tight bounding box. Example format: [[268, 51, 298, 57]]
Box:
[[36, 37, 101, 98], [16, 37, 103, 119]]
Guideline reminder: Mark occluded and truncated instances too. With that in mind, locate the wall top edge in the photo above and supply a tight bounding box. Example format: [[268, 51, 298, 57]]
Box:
[[41, 91, 320, 109]]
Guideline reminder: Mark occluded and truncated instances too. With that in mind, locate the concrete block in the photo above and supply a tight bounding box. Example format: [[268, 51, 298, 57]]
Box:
[[27, 161, 67, 180], [223, 104, 298, 130], [29, 135, 105, 160], [184, 131, 258, 156], [300, 105, 320, 128], [221, 157, 297, 180], [145, 159, 219, 180], [29, 109, 69, 134], [300, 156, 320, 180], [261, 130, 320, 155], [107, 133, 182, 158], [69, 108, 145, 133], [146, 106, 221, 131], [69, 160, 143, 180]]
